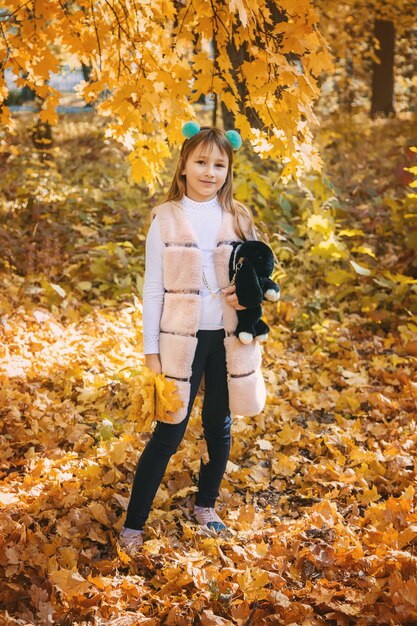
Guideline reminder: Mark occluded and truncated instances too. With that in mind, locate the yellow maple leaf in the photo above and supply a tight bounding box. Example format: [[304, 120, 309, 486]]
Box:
[[358, 485, 381, 505], [128, 366, 156, 431], [276, 422, 301, 445], [272, 453, 298, 477], [155, 374, 184, 423], [49, 568, 91, 598], [116, 542, 133, 565], [128, 365, 183, 431], [228, 0, 249, 28]]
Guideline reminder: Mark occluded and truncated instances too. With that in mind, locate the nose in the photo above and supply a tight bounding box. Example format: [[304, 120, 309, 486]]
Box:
[[204, 163, 215, 177]]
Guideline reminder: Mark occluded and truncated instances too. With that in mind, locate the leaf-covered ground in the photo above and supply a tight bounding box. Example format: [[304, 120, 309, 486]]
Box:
[[1, 112, 417, 625]]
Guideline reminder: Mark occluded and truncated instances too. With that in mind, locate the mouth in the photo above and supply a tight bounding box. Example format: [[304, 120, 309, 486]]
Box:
[[200, 180, 215, 185]]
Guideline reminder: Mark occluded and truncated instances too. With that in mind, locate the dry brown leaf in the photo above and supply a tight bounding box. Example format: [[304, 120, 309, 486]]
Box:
[[200, 609, 234, 625], [49, 568, 92, 598]]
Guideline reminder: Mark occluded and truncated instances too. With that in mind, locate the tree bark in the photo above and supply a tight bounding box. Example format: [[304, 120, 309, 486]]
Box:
[[220, 25, 262, 129], [370, 19, 395, 117], [221, 3, 288, 130], [81, 63, 92, 83], [342, 54, 354, 113]]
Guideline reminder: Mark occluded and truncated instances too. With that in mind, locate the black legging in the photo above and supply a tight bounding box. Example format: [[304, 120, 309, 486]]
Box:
[[124, 329, 232, 530]]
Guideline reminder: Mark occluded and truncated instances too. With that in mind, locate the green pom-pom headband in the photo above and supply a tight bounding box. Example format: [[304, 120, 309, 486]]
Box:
[[181, 121, 242, 151]]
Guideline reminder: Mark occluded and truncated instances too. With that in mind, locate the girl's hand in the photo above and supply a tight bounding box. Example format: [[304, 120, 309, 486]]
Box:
[[221, 285, 247, 310], [145, 353, 162, 375]]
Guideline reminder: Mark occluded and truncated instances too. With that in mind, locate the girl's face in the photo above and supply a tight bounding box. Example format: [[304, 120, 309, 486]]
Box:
[[181, 143, 229, 202]]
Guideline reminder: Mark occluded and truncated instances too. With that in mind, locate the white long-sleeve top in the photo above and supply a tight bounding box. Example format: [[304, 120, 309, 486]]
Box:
[[142, 194, 225, 355]]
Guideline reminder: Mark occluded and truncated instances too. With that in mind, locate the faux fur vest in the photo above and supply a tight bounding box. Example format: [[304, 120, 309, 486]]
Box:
[[150, 200, 266, 423]]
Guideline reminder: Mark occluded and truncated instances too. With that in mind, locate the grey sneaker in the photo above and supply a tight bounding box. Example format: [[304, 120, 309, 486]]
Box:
[[119, 526, 144, 556], [194, 506, 227, 532]]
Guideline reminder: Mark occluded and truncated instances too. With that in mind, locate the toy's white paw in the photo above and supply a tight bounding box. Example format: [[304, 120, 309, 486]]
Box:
[[257, 333, 268, 342], [239, 332, 253, 344], [265, 289, 280, 302]]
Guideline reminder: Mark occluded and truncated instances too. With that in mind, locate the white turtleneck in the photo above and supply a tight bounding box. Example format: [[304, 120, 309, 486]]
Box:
[[142, 194, 224, 354]]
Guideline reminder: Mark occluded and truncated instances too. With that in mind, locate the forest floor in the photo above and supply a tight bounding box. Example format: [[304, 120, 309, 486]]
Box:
[[0, 111, 417, 625]]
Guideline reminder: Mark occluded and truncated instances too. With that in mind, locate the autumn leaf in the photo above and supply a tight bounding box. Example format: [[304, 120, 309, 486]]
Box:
[[128, 366, 156, 431], [49, 568, 92, 598], [200, 609, 233, 625], [155, 374, 184, 423], [128, 365, 183, 430]]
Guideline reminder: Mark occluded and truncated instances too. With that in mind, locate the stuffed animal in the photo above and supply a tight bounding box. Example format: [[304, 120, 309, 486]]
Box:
[[228, 240, 280, 344]]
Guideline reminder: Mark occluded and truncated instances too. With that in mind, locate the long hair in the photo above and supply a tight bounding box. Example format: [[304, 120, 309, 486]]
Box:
[[147, 127, 258, 241]]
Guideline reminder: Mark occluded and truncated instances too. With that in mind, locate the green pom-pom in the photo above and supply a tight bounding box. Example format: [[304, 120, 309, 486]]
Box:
[[182, 121, 201, 139], [225, 130, 242, 150]]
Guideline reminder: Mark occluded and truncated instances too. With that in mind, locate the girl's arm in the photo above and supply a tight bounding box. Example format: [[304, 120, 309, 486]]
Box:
[[142, 216, 164, 372]]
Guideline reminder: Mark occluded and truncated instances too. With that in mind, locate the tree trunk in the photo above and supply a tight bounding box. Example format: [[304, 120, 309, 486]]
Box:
[[221, 30, 263, 129], [81, 63, 92, 83], [342, 54, 354, 113], [30, 118, 53, 161], [370, 19, 395, 117], [221, 2, 287, 130]]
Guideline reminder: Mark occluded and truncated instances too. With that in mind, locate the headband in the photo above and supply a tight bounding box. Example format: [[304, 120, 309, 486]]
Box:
[[181, 121, 242, 151]]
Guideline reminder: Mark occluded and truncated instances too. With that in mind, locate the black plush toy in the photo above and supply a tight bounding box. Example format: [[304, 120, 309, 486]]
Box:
[[228, 240, 280, 344]]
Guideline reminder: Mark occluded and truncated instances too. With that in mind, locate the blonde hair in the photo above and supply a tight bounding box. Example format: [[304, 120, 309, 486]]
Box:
[[146, 127, 258, 241]]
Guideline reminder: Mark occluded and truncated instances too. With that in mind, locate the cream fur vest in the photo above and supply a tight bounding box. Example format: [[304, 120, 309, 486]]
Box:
[[149, 200, 266, 424]]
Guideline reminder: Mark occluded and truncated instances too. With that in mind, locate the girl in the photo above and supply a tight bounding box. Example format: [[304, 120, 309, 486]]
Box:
[[119, 123, 266, 556]]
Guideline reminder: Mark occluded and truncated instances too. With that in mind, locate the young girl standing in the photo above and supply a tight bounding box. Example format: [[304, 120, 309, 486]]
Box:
[[119, 123, 267, 556]]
